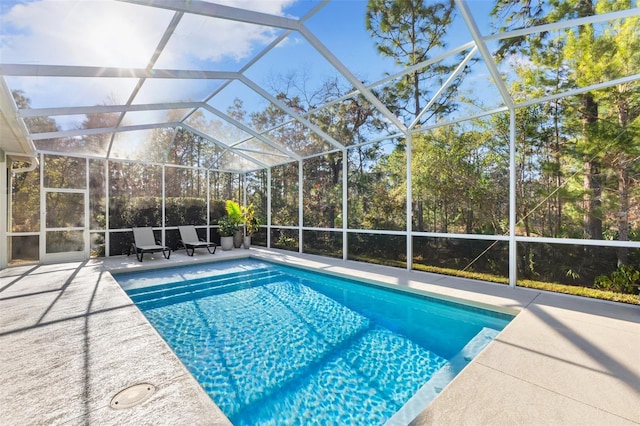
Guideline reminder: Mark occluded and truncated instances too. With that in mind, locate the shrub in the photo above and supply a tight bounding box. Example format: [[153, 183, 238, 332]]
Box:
[[594, 264, 639, 294]]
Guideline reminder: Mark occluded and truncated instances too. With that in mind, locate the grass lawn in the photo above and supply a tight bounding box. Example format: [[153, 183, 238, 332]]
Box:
[[351, 256, 639, 305]]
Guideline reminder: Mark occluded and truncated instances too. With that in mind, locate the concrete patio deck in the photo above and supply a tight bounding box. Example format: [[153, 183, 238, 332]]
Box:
[[1, 248, 638, 425]]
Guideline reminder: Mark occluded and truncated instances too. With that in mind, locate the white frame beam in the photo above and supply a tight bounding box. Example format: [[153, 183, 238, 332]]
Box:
[[454, 0, 515, 110], [201, 104, 301, 161], [298, 26, 408, 134], [117, 0, 301, 30], [0, 64, 238, 80], [240, 76, 346, 151], [19, 102, 204, 118], [408, 46, 479, 130]]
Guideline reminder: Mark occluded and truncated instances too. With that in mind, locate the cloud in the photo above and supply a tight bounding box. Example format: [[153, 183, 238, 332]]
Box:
[[1, 1, 172, 67], [153, 13, 280, 68], [1, 0, 297, 109]]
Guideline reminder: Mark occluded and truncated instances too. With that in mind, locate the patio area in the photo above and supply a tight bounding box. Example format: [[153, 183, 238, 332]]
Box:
[[0, 248, 638, 425]]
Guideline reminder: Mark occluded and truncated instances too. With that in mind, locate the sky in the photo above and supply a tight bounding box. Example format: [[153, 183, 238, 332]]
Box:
[[0, 0, 504, 162], [0, 0, 497, 100]]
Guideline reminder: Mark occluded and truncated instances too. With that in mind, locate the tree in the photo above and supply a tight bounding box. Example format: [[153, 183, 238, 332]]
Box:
[[360, 147, 407, 231], [254, 70, 389, 231], [366, 0, 473, 235], [492, 0, 640, 282], [565, 1, 640, 263], [366, 0, 463, 125], [79, 96, 119, 155], [492, 0, 605, 240], [270, 162, 299, 227], [9, 91, 47, 232]]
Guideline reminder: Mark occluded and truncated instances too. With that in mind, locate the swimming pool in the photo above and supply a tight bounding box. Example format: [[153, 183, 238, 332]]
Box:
[[114, 259, 514, 425]]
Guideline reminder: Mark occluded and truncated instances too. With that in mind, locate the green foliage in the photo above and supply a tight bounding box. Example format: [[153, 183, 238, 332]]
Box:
[[348, 146, 406, 231], [594, 264, 640, 294], [219, 199, 243, 237], [272, 229, 298, 251], [218, 215, 238, 237], [303, 231, 343, 258], [271, 163, 299, 226], [365, 0, 461, 124], [165, 197, 207, 226], [517, 278, 639, 305], [245, 170, 268, 227], [44, 155, 86, 189], [348, 233, 407, 263], [303, 153, 342, 228], [109, 196, 208, 229], [146, 114, 217, 168], [10, 166, 40, 232], [209, 200, 227, 223], [377, 259, 639, 305], [109, 196, 162, 228], [489, 0, 640, 264], [8, 5, 640, 309], [225, 199, 243, 225], [411, 124, 509, 234], [241, 203, 261, 236]]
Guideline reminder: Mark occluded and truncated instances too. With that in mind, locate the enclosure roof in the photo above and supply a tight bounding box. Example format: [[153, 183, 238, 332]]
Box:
[[1, 0, 639, 172]]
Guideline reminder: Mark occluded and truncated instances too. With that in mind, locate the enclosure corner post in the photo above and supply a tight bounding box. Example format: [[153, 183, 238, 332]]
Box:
[[298, 159, 303, 253], [267, 167, 272, 248], [342, 148, 348, 261], [406, 133, 413, 271], [509, 109, 517, 287]]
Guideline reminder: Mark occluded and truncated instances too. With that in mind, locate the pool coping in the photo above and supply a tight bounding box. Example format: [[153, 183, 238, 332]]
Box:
[[1, 248, 638, 425]]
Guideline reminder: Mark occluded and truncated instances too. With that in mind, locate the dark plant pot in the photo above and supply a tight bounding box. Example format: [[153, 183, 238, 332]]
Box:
[[233, 230, 243, 248], [220, 236, 234, 251]]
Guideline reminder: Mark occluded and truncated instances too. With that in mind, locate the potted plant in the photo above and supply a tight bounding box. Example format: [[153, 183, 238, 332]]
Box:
[[218, 215, 237, 251], [241, 203, 261, 249], [225, 200, 244, 248]]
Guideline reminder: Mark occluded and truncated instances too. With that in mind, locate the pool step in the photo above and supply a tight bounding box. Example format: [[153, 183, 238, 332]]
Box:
[[127, 268, 279, 300], [130, 270, 287, 309], [126, 267, 275, 297], [134, 276, 288, 310]]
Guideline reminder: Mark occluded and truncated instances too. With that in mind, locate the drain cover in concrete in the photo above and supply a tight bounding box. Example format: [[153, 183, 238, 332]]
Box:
[[110, 383, 156, 409]]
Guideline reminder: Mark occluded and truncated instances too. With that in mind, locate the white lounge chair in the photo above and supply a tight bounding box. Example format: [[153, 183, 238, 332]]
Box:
[[178, 225, 217, 256], [130, 227, 171, 262]]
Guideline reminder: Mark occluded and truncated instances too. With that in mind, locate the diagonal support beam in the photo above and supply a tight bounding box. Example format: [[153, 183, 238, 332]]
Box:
[[409, 46, 479, 130], [240, 76, 346, 151], [180, 123, 268, 170], [454, 0, 514, 110], [108, 10, 185, 159], [298, 26, 408, 133], [200, 104, 301, 161]]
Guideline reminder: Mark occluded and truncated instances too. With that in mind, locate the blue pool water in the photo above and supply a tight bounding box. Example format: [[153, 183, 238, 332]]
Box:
[[114, 259, 514, 425]]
